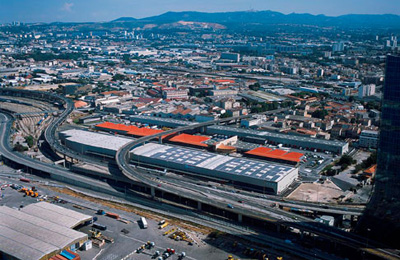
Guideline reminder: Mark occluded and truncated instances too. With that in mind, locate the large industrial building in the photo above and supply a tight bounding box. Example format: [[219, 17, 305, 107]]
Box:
[[59, 129, 134, 158], [95, 121, 164, 137], [207, 125, 349, 155], [245, 147, 304, 165], [0, 202, 90, 260], [126, 115, 349, 154], [129, 115, 194, 128], [130, 143, 298, 194]]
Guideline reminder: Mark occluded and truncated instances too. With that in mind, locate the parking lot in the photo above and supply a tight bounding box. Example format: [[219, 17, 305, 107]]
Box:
[[0, 169, 246, 260]]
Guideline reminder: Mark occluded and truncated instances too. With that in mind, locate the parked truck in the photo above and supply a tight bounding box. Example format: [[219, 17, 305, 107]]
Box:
[[140, 217, 148, 229], [92, 223, 107, 231], [159, 222, 169, 229]]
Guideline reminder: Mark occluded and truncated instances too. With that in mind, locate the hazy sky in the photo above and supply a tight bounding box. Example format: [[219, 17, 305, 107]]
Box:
[[1, 0, 399, 23]]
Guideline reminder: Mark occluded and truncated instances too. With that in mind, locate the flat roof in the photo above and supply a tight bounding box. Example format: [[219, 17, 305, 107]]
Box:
[[0, 204, 88, 260], [96, 121, 164, 137], [129, 115, 195, 126], [131, 143, 296, 183], [361, 130, 379, 135], [246, 147, 304, 163], [208, 125, 347, 148], [60, 129, 133, 152], [168, 133, 210, 147], [21, 201, 92, 228]]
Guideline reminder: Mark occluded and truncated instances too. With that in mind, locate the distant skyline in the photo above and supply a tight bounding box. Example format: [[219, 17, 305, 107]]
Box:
[[1, 0, 400, 23]]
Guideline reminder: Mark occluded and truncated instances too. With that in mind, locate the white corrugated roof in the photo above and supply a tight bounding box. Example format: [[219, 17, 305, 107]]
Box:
[[60, 129, 133, 152], [0, 204, 88, 260], [22, 201, 92, 228]]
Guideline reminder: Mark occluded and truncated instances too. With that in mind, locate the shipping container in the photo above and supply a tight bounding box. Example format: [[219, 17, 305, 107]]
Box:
[[50, 255, 67, 260], [92, 223, 107, 231], [106, 212, 119, 219], [19, 178, 30, 183], [60, 250, 81, 260]]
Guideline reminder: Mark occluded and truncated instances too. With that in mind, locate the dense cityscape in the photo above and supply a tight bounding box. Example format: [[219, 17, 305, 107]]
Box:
[[0, 4, 400, 260]]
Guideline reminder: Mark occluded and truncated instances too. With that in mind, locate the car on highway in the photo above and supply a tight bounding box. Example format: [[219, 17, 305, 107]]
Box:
[[227, 204, 234, 209]]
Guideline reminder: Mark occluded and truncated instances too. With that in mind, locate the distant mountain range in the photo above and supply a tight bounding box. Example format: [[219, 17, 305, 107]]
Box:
[[109, 10, 400, 29]]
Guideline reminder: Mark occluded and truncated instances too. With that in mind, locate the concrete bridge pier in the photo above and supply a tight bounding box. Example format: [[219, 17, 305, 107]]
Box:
[[150, 186, 156, 198], [238, 213, 243, 223], [197, 201, 202, 210]]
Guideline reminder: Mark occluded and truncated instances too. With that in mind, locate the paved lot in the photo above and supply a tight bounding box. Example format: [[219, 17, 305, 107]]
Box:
[[0, 168, 247, 260]]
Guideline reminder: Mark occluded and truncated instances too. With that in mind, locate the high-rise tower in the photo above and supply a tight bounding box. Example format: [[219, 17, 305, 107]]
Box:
[[358, 54, 400, 247]]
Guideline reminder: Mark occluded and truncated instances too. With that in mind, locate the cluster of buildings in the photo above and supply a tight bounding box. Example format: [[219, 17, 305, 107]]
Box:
[[0, 20, 394, 197]]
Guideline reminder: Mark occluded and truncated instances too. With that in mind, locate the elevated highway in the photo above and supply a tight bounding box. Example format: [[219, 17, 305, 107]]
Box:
[[1, 89, 398, 259], [115, 112, 398, 260], [0, 111, 342, 260]]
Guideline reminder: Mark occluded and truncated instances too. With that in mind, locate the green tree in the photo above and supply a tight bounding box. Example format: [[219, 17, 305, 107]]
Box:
[[338, 154, 356, 166], [311, 109, 329, 119], [24, 135, 34, 148], [249, 82, 260, 91], [112, 74, 127, 81]]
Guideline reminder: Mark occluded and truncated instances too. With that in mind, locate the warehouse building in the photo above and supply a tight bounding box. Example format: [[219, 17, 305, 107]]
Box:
[[129, 115, 194, 128], [59, 129, 134, 158], [167, 133, 210, 148], [125, 116, 348, 154], [358, 130, 379, 148], [130, 143, 298, 194], [0, 202, 90, 260], [207, 125, 349, 155], [95, 121, 163, 137], [245, 147, 304, 165]]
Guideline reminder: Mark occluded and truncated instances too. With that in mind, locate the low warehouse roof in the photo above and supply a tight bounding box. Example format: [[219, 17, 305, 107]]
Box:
[[168, 133, 210, 147], [0, 204, 88, 260], [21, 201, 92, 228], [246, 147, 304, 163], [131, 143, 297, 183]]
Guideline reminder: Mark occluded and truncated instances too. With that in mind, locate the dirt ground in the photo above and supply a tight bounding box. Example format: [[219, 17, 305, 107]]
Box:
[[286, 180, 344, 203]]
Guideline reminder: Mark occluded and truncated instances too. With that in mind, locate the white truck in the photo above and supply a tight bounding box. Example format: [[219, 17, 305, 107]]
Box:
[[140, 217, 148, 229]]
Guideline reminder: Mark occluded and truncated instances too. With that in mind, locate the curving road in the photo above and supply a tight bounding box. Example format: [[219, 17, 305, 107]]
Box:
[[1, 89, 398, 259], [115, 112, 399, 260]]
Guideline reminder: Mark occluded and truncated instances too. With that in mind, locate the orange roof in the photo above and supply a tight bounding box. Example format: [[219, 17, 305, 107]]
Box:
[[245, 147, 303, 163], [210, 79, 235, 84], [246, 147, 273, 154], [364, 164, 377, 175], [74, 100, 88, 108], [126, 127, 163, 137], [96, 122, 131, 132], [169, 133, 210, 147], [95, 122, 163, 137], [282, 152, 304, 162], [216, 143, 236, 152], [267, 149, 287, 157]]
